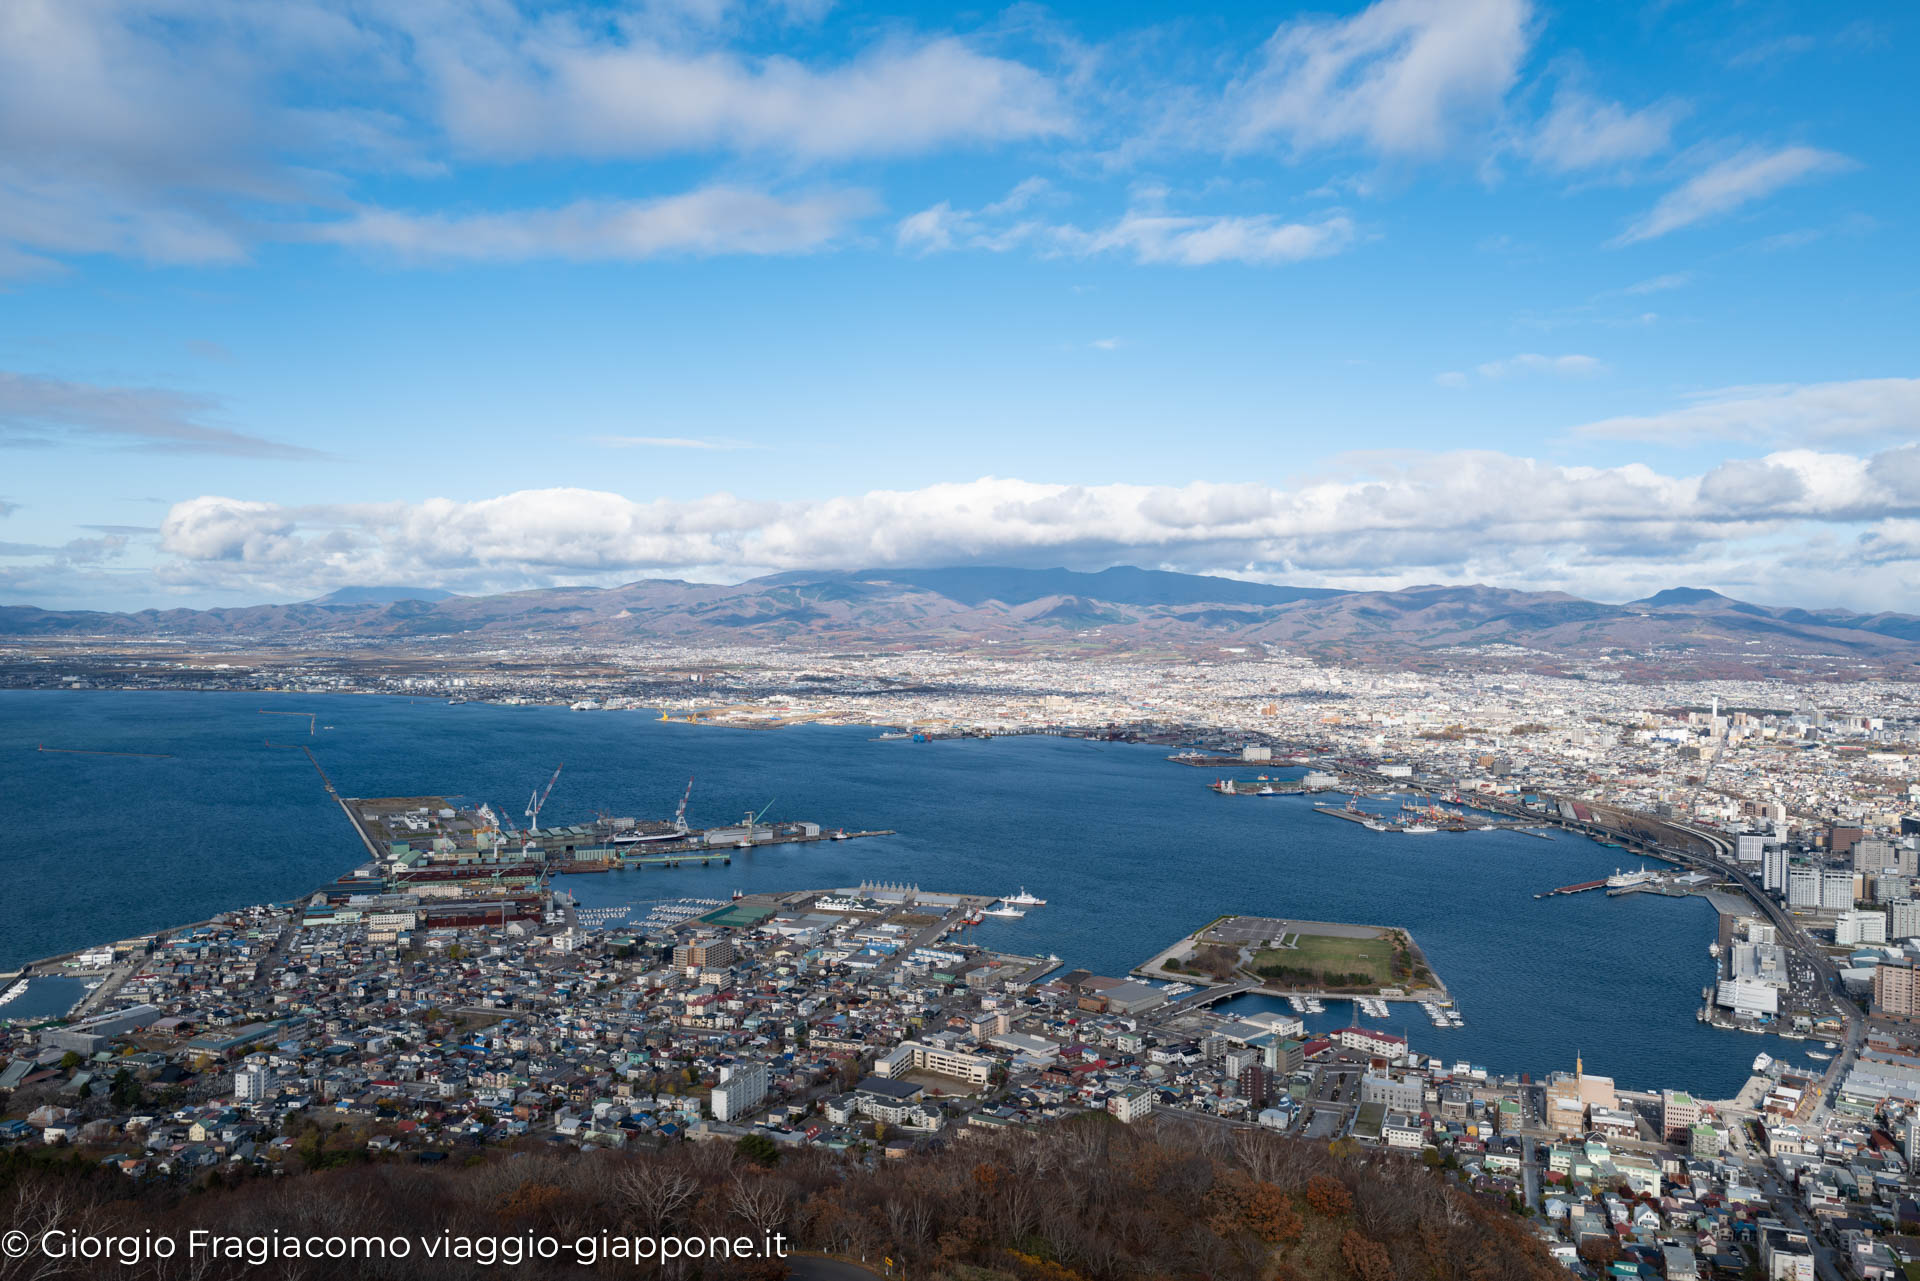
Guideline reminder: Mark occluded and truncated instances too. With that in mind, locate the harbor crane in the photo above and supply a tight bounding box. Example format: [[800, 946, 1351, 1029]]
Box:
[[737, 798, 775, 847], [525, 763, 564, 832], [670, 776, 694, 836]]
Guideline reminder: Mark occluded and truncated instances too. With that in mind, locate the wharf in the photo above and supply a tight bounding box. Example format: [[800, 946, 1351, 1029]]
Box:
[[1536, 880, 1607, 899], [1169, 753, 1307, 769], [1317, 806, 1557, 838]]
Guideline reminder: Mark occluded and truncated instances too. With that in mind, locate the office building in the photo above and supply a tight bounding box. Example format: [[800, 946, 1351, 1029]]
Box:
[[1661, 1090, 1699, 1142], [1737, 834, 1765, 864], [1891, 899, 1920, 941], [1835, 908, 1887, 946], [1855, 838, 1896, 872], [1786, 868, 1819, 909], [1820, 869, 1855, 911]]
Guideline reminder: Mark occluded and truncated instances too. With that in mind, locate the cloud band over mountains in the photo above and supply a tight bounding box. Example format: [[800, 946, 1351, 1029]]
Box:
[[146, 444, 1920, 606]]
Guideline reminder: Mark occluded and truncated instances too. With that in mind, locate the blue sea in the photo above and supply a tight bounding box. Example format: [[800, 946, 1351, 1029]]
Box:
[[0, 691, 1817, 1097]]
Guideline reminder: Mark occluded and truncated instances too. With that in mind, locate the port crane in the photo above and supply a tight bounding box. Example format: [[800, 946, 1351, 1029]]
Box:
[[670, 776, 694, 836], [525, 764, 564, 832], [737, 798, 775, 847]]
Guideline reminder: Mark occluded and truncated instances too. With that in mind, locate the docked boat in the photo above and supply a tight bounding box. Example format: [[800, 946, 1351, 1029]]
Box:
[[1004, 888, 1047, 906], [1606, 866, 1656, 889], [1753, 1052, 1774, 1073], [830, 829, 850, 841], [1807, 1051, 1831, 1061], [1822, 1041, 1838, 1050], [1403, 824, 1437, 834], [981, 905, 1026, 919]]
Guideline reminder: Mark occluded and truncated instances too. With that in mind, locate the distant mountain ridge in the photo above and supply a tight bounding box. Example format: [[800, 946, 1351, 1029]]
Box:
[[4, 566, 1918, 670]]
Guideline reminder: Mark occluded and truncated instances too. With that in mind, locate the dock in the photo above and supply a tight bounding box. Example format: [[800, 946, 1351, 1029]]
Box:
[[1536, 880, 1607, 899]]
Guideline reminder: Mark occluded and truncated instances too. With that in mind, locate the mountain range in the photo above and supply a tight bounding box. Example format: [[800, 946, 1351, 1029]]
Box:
[[4, 568, 1918, 672]]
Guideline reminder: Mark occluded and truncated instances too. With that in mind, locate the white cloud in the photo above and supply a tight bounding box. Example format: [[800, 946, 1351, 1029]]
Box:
[[322, 187, 873, 262], [0, 2, 1060, 273], [898, 185, 1357, 268], [421, 21, 1069, 161], [1231, 0, 1532, 157], [1614, 145, 1853, 244], [1529, 86, 1684, 172], [1438, 354, 1604, 385], [1622, 272, 1692, 295], [1573, 378, 1920, 445], [1476, 353, 1605, 379], [1070, 212, 1355, 266], [145, 444, 1920, 604], [592, 435, 756, 450]]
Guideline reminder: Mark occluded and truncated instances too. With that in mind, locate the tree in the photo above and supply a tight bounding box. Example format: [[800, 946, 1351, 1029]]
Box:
[[1340, 1228, 1395, 1281], [59, 1051, 82, 1071], [1306, 1174, 1353, 1218], [735, 1134, 782, 1169]]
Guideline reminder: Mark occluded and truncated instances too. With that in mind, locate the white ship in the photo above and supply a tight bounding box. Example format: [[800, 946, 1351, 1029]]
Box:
[[1806, 1051, 1831, 1061], [1004, 888, 1047, 906], [1753, 1052, 1774, 1073], [1403, 824, 1438, 834], [0, 979, 28, 1007], [981, 905, 1026, 918], [1606, 866, 1656, 889]]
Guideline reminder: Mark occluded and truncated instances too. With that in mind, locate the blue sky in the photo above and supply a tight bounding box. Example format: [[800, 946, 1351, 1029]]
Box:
[[1, 0, 1916, 611]]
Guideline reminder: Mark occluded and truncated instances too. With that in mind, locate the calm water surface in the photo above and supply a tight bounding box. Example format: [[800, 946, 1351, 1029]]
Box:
[[0, 691, 1815, 1095]]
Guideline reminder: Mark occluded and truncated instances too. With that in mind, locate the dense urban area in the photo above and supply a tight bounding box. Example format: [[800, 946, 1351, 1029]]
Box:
[[6, 637, 1920, 1281]]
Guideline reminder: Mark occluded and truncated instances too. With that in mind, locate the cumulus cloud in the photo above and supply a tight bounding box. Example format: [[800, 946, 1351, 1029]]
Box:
[[321, 187, 874, 262], [1573, 378, 1920, 445], [1230, 0, 1532, 157], [424, 25, 1069, 161], [1614, 145, 1853, 244], [0, 370, 323, 458], [143, 445, 1920, 603], [0, 2, 1060, 273]]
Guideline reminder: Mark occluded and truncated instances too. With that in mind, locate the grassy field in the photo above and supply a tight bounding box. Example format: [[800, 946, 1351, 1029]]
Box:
[[1250, 931, 1399, 989]]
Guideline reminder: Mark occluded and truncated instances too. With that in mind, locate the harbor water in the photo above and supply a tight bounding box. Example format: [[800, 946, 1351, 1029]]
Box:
[[1, 691, 1814, 1095]]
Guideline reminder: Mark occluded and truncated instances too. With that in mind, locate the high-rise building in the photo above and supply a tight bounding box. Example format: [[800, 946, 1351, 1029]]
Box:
[[233, 1063, 272, 1106], [1820, 869, 1855, 911], [1854, 838, 1896, 872], [1238, 1063, 1271, 1109], [710, 1061, 768, 1122], [1737, 834, 1766, 864], [1891, 899, 1920, 941], [1874, 960, 1920, 1019], [1763, 846, 1790, 893], [1786, 868, 1820, 908], [1830, 826, 1866, 858], [673, 938, 735, 970]]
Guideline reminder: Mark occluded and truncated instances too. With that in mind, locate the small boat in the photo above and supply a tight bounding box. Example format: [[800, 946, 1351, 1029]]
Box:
[[830, 830, 850, 841], [981, 905, 1025, 919], [1822, 1041, 1838, 1050], [1806, 1051, 1831, 1061], [1753, 1052, 1774, 1073]]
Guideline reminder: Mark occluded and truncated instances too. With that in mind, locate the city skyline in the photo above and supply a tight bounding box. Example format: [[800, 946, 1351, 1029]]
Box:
[[2, 0, 1915, 611]]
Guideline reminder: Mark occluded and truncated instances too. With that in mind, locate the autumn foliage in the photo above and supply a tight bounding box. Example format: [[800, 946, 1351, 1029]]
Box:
[[0, 1117, 1565, 1280]]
